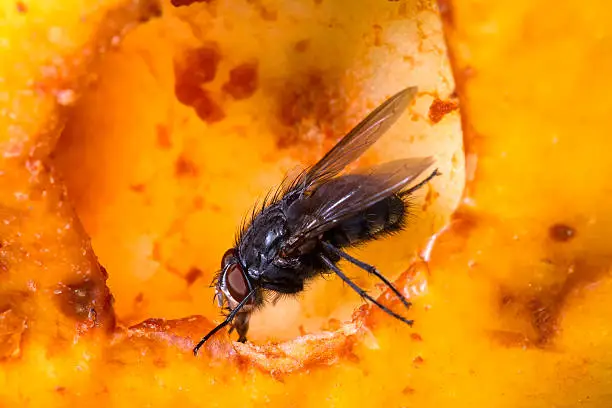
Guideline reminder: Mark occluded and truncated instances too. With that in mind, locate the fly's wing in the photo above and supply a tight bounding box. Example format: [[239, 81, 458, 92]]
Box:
[[294, 86, 418, 191], [283, 157, 435, 255]]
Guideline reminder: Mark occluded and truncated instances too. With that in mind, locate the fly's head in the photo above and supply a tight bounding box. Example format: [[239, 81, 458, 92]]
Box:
[[214, 248, 256, 314]]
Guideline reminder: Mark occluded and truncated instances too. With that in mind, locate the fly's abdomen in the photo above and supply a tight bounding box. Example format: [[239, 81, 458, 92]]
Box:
[[323, 194, 407, 248]]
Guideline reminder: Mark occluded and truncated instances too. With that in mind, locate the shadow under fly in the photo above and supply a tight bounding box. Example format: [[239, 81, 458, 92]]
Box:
[[193, 85, 440, 355]]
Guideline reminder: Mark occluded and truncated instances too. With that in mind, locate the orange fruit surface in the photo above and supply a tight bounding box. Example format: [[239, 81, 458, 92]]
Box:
[[0, 0, 610, 406]]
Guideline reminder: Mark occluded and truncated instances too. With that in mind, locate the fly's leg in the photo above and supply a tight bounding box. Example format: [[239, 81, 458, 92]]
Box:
[[322, 241, 411, 312], [319, 255, 413, 327], [400, 168, 441, 197], [193, 289, 255, 356]]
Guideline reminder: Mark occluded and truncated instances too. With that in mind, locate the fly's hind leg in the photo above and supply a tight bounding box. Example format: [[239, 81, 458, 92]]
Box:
[[321, 241, 412, 312], [319, 254, 414, 327]]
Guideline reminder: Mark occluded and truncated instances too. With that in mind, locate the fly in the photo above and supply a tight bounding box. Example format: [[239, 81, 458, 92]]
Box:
[[193, 86, 440, 355]]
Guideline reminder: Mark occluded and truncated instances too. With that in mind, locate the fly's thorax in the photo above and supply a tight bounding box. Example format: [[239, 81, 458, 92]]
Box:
[[238, 204, 290, 278]]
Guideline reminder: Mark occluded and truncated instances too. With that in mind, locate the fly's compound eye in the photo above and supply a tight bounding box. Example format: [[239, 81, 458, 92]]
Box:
[[221, 248, 237, 269], [225, 263, 251, 303]]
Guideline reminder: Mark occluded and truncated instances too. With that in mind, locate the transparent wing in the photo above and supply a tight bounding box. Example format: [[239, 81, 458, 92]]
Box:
[[283, 157, 435, 255], [295, 86, 418, 190]]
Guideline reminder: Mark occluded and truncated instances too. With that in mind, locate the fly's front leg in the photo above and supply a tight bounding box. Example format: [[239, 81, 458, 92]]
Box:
[[193, 290, 255, 355]]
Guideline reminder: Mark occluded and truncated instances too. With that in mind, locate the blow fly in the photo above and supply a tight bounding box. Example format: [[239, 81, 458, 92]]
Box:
[[193, 86, 439, 355]]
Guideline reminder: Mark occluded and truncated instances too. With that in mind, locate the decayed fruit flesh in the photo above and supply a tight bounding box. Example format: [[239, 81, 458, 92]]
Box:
[[1, 0, 611, 406], [53, 0, 463, 341]]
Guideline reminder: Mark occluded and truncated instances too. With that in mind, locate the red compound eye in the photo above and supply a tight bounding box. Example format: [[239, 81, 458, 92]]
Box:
[[225, 263, 249, 302], [221, 248, 236, 269]]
